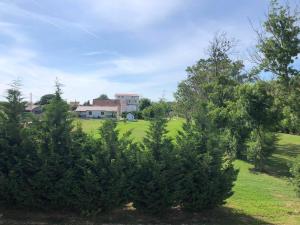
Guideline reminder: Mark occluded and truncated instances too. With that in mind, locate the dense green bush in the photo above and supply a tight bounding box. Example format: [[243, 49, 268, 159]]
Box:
[[0, 81, 238, 214], [175, 113, 238, 211], [290, 155, 300, 197], [130, 116, 177, 214]]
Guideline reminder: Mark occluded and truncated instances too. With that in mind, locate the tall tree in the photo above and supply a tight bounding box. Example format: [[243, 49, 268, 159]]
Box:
[[130, 114, 176, 214], [0, 81, 40, 207], [175, 34, 249, 158], [138, 98, 152, 111], [175, 108, 237, 211], [238, 82, 278, 171], [38, 94, 56, 105], [254, 0, 300, 134]]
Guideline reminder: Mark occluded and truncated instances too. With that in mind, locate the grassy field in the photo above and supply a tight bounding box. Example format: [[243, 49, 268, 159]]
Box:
[[77, 118, 184, 141], [1, 119, 300, 225]]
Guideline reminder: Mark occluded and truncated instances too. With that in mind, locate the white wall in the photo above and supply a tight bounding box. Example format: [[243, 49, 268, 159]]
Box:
[[78, 110, 116, 118]]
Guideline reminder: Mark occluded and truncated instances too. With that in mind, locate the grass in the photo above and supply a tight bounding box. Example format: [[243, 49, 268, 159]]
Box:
[[1, 119, 300, 224], [77, 117, 184, 141]]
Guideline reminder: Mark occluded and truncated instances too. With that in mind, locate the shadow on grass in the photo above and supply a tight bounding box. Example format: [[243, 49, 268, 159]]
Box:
[[0, 206, 273, 225], [263, 143, 300, 178]]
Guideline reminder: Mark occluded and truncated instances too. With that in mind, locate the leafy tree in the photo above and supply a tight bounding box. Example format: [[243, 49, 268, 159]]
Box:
[[139, 98, 152, 111], [130, 115, 176, 214], [95, 94, 109, 100], [238, 82, 278, 171], [38, 94, 56, 105], [175, 108, 238, 211], [254, 0, 300, 134], [254, 0, 300, 89], [142, 101, 169, 120], [175, 34, 250, 158]]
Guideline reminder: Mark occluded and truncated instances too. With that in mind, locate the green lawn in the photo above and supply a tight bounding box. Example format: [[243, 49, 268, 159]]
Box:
[[1, 119, 299, 224], [77, 118, 184, 141]]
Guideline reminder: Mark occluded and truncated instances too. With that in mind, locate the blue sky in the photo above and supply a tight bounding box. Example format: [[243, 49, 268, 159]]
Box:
[[0, 0, 298, 103]]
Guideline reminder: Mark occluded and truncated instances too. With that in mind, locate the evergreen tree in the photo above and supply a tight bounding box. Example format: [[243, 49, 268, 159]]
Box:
[[238, 82, 278, 171], [130, 114, 176, 214], [0, 81, 40, 207], [79, 120, 134, 213], [33, 80, 75, 208], [175, 107, 237, 211]]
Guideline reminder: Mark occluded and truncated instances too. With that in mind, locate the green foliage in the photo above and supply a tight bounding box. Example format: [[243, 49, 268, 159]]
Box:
[[95, 94, 109, 100], [290, 155, 300, 197], [0, 81, 40, 207], [255, 0, 300, 135], [256, 0, 300, 88], [175, 110, 238, 211], [77, 120, 136, 213], [247, 131, 277, 171], [38, 94, 56, 105], [130, 116, 176, 214], [138, 98, 152, 111], [175, 34, 250, 159], [237, 82, 278, 171], [142, 101, 170, 120]]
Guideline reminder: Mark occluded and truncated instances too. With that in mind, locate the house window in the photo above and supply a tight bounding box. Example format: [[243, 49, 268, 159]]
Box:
[[101, 111, 104, 115], [88, 111, 92, 115]]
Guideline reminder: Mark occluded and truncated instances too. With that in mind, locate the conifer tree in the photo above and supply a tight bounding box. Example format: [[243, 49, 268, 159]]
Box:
[[130, 111, 176, 214], [0, 81, 40, 207], [175, 107, 237, 211]]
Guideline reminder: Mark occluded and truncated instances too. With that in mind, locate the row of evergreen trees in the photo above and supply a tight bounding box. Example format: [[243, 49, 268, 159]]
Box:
[[0, 81, 237, 214]]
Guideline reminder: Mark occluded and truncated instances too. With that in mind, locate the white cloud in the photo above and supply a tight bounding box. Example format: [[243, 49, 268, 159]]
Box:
[[83, 0, 187, 30]]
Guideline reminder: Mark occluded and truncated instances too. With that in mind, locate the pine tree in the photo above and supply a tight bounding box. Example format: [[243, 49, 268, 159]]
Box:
[[79, 120, 134, 213], [0, 81, 40, 207], [175, 109, 237, 211], [130, 114, 176, 214]]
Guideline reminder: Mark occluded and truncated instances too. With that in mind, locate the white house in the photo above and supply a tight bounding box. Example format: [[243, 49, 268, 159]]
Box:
[[75, 106, 118, 118], [115, 93, 139, 113]]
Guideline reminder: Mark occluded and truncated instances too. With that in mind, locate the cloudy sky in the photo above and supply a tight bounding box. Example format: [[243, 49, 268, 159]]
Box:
[[0, 0, 297, 103]]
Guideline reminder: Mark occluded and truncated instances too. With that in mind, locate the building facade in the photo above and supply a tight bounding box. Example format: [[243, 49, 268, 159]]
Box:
[[75, 106, 118, 118], [115, 93, 139, 113]]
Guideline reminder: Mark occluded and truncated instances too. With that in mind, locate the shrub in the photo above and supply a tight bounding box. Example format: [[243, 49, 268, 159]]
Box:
[[130, 117, 177, 214], [290, 155, 300, 197], [175, 115, 238, 211]]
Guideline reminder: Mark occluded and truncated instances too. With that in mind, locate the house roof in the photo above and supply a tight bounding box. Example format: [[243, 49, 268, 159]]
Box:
[[75, 106, 119, 112], [115, 93, 139, 97], [93, 99, 120, 107]]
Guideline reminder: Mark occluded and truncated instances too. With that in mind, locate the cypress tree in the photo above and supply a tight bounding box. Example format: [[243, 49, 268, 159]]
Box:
[[175, 108, 238, 211], [130, 114, 177, 214]]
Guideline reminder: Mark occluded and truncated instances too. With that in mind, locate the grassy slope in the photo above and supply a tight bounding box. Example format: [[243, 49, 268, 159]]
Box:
[[76, 119, 300, 225]]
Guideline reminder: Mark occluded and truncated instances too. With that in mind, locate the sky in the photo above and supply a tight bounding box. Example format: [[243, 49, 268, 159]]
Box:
[[0, 0, 298, 103]]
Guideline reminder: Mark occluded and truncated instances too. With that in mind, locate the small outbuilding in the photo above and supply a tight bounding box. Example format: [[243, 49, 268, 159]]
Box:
[[126, 113, 135, 121]]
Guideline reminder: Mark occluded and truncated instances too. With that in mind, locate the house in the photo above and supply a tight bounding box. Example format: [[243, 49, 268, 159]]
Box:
[[93, 99, 121, 115], [75, 106, 119, 118], [115, 93, 139, 113], [25, 104, 42, 114]]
